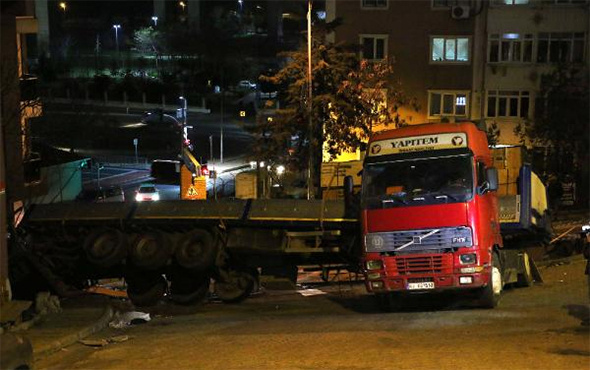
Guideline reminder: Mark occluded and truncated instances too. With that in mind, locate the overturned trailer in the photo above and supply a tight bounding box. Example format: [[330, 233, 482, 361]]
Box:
[[18, 199, 360, 305]]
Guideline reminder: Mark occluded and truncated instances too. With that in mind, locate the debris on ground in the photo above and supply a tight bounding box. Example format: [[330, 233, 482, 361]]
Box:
[[79, 335, 130, 347], [85, 279, 128, 299], [35, 292, 61, 315], [109, 311, 151, 329]]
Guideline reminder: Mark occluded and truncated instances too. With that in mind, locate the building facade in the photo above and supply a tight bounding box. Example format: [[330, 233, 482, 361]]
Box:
[[326, 0, 589, 145]]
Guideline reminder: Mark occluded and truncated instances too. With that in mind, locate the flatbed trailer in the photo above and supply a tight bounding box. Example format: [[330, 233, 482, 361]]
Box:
[[18, 198, 360, 305]]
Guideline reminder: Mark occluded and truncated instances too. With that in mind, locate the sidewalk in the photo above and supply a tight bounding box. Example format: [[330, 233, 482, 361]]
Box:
[[15, 295, 114, 360]]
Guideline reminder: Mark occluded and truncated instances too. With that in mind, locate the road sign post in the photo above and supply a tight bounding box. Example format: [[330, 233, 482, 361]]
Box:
[[133, 138, 138, 164]]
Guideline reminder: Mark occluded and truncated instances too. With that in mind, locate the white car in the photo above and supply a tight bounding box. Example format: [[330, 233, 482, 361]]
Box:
[[237, 80, 257, 90], [135, 184, 160, 202]]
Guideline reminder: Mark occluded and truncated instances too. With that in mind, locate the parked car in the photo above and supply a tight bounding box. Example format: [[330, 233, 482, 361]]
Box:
[[77, 186, 125, 203], [237, 80, 257, 90], [135, 183, 160, 202]]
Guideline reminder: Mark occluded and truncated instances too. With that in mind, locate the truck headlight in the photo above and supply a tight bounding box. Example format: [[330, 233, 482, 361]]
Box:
[[366, 260, 383, 270], [459, 253, 477, 265]]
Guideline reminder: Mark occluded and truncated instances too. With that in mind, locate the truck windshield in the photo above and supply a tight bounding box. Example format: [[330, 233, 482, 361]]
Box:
[[362, 154, 474, 209]]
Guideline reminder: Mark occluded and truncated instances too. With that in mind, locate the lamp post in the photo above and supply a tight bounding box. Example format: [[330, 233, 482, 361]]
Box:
[[179, 1, 186, 12], [306, 0, 313, 200], [151, 16, 158, 26], [112, 24, 121, 55], [59, 2, 67, 13], [179, 96, 188, 159]]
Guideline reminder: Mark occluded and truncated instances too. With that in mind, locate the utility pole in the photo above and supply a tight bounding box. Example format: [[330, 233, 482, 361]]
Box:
[[220, 70, 225, 164], [306, 0, 314, 200]]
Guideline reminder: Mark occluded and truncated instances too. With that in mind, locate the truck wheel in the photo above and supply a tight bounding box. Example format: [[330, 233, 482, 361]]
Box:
[[169, 273, 210, 305], [83, 228, 127, 267], [477, 253, 503, 309], [130, 232, 171, 270], [516, 251, 533, 287], [175, 230, 216, 271], [214, 269, 255, 303], [126, 274, 167, 307]]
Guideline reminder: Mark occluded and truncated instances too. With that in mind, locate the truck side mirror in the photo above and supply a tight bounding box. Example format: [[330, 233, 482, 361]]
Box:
[[486, 167, 498, 192]]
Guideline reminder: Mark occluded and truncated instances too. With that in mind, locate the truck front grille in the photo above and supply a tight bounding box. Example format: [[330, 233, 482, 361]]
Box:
[[393, 254, 452, 275], [365, 226, 473, 253]]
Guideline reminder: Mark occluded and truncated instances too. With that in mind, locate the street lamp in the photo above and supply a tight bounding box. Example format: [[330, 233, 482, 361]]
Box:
[[112, 24, 121, 54], [151, 16, 158, 26], [179, 1, 186, 11], [59, 2, 67, 12]]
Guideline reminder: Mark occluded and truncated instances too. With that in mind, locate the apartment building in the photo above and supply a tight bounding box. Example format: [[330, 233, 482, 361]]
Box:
[[484, 0, 589, 144], [1, 0, 44, 302], [326, 0, 588, 145]]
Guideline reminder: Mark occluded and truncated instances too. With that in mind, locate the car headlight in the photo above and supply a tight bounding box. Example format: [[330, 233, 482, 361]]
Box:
[[366, 260, 383, 270], [135, 194, 143, 201], [152, 193, 160, 201]]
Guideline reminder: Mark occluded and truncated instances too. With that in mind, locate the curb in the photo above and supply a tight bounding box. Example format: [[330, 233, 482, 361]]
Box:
[[33, 305, 114, 360]]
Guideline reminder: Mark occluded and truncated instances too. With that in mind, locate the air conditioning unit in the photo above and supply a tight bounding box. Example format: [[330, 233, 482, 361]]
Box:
[[451, 5, 470, 19]]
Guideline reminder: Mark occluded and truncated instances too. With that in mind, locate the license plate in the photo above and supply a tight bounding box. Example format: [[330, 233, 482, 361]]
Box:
[[407, 282, 435, 290]]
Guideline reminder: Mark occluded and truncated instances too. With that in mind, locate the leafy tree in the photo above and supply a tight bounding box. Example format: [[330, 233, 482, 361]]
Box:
[[253, 36, 417, 189], [515, 65, 589, 204], [133, 27, 164, 73]]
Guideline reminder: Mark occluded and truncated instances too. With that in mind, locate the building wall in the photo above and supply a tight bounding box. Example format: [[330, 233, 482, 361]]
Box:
[[330, 0, 479, 124], [484, 1, 589, 145]]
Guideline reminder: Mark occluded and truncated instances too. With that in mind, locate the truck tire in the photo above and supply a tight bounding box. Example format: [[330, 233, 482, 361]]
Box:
[[477, 253, 503, 309], [129, 231, 171, 270], [83, 228, 127, 268], [214, 269, 255, 303], [169, 273, 210, 305], [126, 274, 167, 307], [175, 230, 216, 271], [516, 251, 533, 287]]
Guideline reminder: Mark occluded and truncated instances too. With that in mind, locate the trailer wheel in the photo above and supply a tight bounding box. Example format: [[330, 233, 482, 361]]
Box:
[[175, 230, 216, 271], [477, 253, 503, 309], [169, 270, 210, 305], [516, 251, 533, 287], [214, 269, 255, 303], [126, 274, 167, 307], [83, 228, 127, 267], [130, 232, 171, 270]]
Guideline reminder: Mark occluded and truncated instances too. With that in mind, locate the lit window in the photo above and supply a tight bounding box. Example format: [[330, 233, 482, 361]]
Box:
[[486, 91, 530, 118], [428, 91, 469, 117], [362, 0, 388, 8], [360, 35, 388, 60], [536, 32, 585, 63], [431, 37, 470, 63], [488, 33, 533, 63]]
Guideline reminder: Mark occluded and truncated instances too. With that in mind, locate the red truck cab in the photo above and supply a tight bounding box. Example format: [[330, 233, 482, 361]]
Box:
[[361, 122, 505, 308]]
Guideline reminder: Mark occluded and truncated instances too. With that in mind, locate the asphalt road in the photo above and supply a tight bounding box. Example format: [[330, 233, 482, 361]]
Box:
[[36, 258, 589, 370]]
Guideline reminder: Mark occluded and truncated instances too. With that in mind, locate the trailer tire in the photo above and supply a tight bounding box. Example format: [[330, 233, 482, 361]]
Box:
[[126, 274, 167, 307], [130, 231, 171, 270], [175, 230, 216, 271], [214, 269, 255, 303], [83, 228, 127, 268], [477, 253, 503, 309], [516, 251, 533, 287], [169, 271, 210, 305]]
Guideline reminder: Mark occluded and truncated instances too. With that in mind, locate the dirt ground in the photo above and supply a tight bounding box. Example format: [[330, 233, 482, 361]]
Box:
[[37, 256, 589, 370]]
